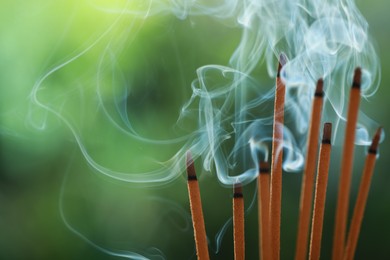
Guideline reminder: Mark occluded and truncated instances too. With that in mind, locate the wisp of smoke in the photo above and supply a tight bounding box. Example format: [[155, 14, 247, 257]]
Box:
[[31, 0, 381, 187]]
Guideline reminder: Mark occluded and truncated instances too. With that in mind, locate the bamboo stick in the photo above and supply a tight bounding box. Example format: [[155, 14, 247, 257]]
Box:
[[295, 79, 325, 260], [343, 128, 382, 260], [309, 123, 332, 260], [332, 68, 362, 260], [233, 183, 245, 260], [186, 152, 210, 260], [270, 53, 287, 260], [258, 162, 271, 260]]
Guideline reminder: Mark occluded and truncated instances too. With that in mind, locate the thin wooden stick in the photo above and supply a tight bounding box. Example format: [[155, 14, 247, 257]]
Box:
[[309, 123, 332, 260], [258, 162, 271, 260], [186, 152, 210, 260], [233, 183, 245, 260], [295, 79, 325, 260], [343, 127, 382, 260], [270, 53, 287, 260], [332, 68, 362, 260]]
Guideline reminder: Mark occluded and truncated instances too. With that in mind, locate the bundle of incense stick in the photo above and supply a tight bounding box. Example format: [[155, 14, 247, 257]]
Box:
[[184, 63, 382, 260], [291, 68, 381, 260]]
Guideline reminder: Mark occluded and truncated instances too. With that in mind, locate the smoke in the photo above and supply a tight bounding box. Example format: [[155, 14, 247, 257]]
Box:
[[29, 0, 382, 188]]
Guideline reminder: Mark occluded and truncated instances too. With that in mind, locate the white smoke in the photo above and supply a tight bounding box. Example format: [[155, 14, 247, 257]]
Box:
[[31, 0, 381, 187]]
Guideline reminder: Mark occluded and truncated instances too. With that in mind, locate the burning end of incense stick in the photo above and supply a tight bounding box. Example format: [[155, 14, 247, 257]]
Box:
[[322, 122, 332, 144], [186, 151, 197, 181], [315, 78, 324, 97], [259, 162, 270, 174], [233, 183, 243, 198], [352, 67, 362, 89], [277, 53, 288, 78], [369, 127, 382, 155]]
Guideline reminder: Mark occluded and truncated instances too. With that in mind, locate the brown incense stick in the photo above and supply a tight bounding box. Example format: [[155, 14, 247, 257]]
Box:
[[258, 162, 271, 260], [332, 68, 362, 260], [233, 183, 245, 260], [309, 123, 332, 260], [186, 152, 210, 260], [343, 127, 382, 260], [295, 79, 325, 260], [270, 53, 287, 260]]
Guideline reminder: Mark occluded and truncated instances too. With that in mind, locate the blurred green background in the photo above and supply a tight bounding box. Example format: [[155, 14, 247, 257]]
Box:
[[1, 0, 389, 259]]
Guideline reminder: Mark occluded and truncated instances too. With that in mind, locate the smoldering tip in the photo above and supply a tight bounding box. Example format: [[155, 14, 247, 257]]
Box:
[[314, 78, 324, 98], [368, 127, 382, 155], [352, 67, 362, 89], [233, 183, 243, 198], [277, 52, 288, 77], [259, 162, 270, 174], [186, 151, 197, 181], [322, 123, 332, 144]]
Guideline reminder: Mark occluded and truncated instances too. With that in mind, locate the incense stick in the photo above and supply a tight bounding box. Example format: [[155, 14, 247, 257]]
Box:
[[332, 68, 362, 260], [258, 162, 271, 260], [270, 53, 287, 260], [295, 79, 325, 260], [233, 183, 245, 260], [309, 123, 332, 260], [343, 127, 382, 260], [186, 152, 210, 260]]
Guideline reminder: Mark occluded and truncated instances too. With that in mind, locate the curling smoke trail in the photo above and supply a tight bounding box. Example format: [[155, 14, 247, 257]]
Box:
[[31, 1, 381, 185]]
